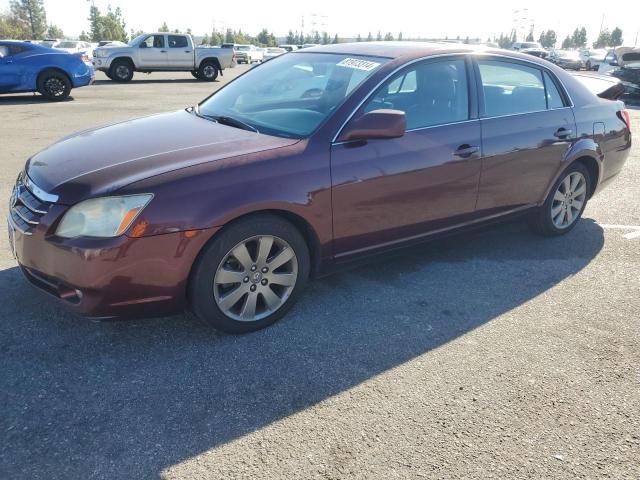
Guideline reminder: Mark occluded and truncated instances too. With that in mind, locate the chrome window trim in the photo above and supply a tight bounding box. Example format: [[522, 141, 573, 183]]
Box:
[[24, 175, 58, 203], [331, 51, 575, 143]]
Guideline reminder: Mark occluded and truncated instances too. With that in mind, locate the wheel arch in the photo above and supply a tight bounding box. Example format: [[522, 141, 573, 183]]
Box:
[[36, 67, 72, 87], [110, 56, 135, 68], [198, 56, 221, 71], [186, 209, 323, 303]]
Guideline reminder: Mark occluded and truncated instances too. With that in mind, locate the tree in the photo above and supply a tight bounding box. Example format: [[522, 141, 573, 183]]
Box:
[[0, 13, 26, 39], [540, 30, 556, 49], [366, 32, 372, 42], [158, 22, 169, 32], [526, 28, 534, 42], [224, 28, 234, 43], [313, 30, 320, 44], [10, 0, 47, 39], [88, 5, 102, 42], [47, 23, 63, 38], [79, 30, 90, 41], [356, 34, 362, 42], [384, 32, 393, 41], [376, 31, 382, 41], [398, 32, 402, 41], [332, 34, 339, 44], [210, 30, 222, 46], [321, 31, 329, 44], [570, 27, 587, 48], [286, 30, 295, 44], [561, 35, 572, 49], [610, 27, 623, 47], [593, 29, 611, 48], [201, 33, 209, 45]]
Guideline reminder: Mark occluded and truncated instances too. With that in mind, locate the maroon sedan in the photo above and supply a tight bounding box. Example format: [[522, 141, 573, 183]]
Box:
[[8, 43, 632, 333]]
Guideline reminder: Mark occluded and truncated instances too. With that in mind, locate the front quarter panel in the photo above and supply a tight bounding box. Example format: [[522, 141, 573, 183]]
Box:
[[115, 140, 334, 259]]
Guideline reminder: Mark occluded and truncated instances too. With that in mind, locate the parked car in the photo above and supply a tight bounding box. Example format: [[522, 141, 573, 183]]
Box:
[[598, 47, 640, 97], [580, 48, 608, 71], [0, 40, 94, 100], [39, 38, 60, 48], [92, 33, 234, 82], [55, 40, 94, 60], [8, 43, 631, 333], [263, 47, 286, 61], [97, 40, 127, 48], [549, 49, 584, 70], [234, 45, 263, 64], [278, 44, 299, 52], [520, 47, 548, 59], [511, 41, 543, 51]]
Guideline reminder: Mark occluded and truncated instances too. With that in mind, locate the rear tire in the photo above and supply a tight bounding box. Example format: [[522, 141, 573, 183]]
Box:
[[189, 215, 310, 334], [37, 69, 71, 101], [528, 162, 591, 236], [109, 59, 134, 82], [197, 61, 218, 81]]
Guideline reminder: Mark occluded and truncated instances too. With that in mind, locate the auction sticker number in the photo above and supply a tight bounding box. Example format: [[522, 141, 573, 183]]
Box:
[[337, 58, 381, 71]]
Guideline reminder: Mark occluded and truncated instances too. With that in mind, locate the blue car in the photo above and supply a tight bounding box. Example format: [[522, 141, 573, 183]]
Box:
[[0, 41, 94, 101]]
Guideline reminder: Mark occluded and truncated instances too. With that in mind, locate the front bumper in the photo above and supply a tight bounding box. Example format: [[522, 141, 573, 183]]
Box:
[[8, 177, 216, 318], [92, 57, 112, 72]]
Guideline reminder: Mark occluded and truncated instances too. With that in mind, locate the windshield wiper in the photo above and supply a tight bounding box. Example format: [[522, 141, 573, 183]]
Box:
[[193, 109, 259, 134]]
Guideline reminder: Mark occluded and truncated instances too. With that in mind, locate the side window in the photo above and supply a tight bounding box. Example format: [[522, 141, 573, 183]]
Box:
[[363, 59, 469, 129], [140, 35, 165, 49], [0, 45, 8, 58], [478, 60, 546, 117], [168, 35, 188, 48], [543, 71, 565, 109]]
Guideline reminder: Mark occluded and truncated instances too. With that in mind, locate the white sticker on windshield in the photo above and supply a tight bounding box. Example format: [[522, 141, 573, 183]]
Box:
[[336, 58, 381, 71]]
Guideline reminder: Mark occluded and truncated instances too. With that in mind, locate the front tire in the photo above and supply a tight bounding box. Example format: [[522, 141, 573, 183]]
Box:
[[190, 215, 310, 333], [529, 162, 590, 236], [37, 70, 71, 101], [109, 60, 134, 82]]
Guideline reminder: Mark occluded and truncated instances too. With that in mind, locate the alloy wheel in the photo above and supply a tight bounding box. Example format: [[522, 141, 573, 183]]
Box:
[[213, 235, 298, 322], [115, 65, 130, 80], [551, 171, 587, 229], [43, 77, 65, 97], [203, 65, 216, 79]]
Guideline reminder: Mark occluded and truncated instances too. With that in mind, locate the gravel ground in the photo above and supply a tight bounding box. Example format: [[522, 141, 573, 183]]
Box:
[[0, 70, 638, 480]]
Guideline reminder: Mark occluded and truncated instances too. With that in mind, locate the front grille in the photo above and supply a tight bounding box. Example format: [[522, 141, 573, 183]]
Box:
[[9, 174, 53, 236]]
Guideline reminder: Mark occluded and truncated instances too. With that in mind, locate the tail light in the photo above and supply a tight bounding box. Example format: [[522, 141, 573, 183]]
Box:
[[79, 54, 89, 63], [618, 109, 631, 130]]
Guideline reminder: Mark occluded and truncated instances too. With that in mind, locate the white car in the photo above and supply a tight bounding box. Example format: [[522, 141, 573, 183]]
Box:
[[55, 40, 94, 60], [234, 45, 264, 64], [278, 44, 299, 52], [263, 47, 286, 61], [580, 48, 608, 71]]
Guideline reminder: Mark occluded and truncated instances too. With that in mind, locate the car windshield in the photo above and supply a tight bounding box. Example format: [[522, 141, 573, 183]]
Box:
[[198, 52, 388, 139], [57, 42, 78, 48], [129, 34, 147, 46]]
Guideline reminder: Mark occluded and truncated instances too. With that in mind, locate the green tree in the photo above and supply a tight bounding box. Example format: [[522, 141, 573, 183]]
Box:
[[321, 31, 329, 44], [366, 32, 372, 42], [46, 23, 63, 38], [561, 35, 572, 49], [100, 6, 127, 42], [570, 27, 587, 48], [384, 32, 393, 41], [541, 30, 556, 49], [201, 33, 209, 45], [398, 32, 402, 41], [376, 31, 382, 41], [224, 28, 234, 43], [286, 30, 295, 44], [0, 13, 26, 39], [593, 29, 611, 48], [526, 28, 534, 42], [332, 33, 339, 44], [610, 27, 623, 47], [210, 30, 222, 46], [356, 34, 362, 42], [158, 21, 169, 32], [79, 30, 90, 41], [88, 5, 103, 42], [313, 30, 320, 44], [10, 0, 47, 39]]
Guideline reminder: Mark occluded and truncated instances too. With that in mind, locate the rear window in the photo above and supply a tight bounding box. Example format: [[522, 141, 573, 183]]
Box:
[[572, 74, 620, 95]]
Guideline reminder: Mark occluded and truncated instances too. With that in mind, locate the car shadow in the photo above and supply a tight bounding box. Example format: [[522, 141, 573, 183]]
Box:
[[0, 95, 75, 105], [0, 219, 605, 479], [92, 78, 217, 86]]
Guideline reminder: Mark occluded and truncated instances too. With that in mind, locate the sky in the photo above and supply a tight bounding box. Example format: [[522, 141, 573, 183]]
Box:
[[2, 0, 639, 46]]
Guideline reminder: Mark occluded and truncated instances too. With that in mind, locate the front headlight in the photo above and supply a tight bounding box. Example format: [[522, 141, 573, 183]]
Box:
[[56, 194, 153, 239], [95, 49, 108, 58]]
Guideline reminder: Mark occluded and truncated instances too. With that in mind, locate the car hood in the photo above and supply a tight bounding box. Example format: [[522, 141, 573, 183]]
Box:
[[26, 110, 299, 204]]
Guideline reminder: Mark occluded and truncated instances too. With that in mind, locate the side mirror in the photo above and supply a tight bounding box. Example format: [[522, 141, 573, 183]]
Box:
[[338, 109, 406, 142]]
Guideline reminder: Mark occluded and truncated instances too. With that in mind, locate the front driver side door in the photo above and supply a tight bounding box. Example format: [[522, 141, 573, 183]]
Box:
[[137, 35, 168, 68], [330, 57, 482, 257]]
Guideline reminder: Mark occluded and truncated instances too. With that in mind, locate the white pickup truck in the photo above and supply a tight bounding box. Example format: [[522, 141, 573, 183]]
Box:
[[92, 33, 234, 82]]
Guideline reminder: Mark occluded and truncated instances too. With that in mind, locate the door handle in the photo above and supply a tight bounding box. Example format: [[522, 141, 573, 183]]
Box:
[[453, 144, 479, 158], [185, 50, 192, 53], [160, 50, 167, 53], [554, 128, 572, 138]]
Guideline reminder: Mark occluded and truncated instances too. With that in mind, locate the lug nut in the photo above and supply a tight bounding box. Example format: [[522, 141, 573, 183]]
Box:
[[261, 267, 268, 273], [250, 265, 257, 272], [243, 276, 249, 283], [261, 279, 268, 286], [250, 284, 257, 292]]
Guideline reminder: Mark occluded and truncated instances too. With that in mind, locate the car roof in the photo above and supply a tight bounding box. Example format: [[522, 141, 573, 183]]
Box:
[[294, 41, 549, 65]]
